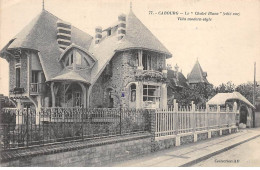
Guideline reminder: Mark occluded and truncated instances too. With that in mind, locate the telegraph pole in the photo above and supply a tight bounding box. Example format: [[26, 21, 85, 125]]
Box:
[[253, 62, 256, 106]]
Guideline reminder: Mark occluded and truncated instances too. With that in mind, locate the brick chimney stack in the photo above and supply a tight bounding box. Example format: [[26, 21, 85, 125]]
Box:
[[95, 26, 102, 44], [57, 20, 72, 50], [118, 14, 126, 40]]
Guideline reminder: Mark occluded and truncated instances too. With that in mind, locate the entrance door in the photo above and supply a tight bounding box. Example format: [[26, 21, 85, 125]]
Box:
[[240, 106, 248, 124]]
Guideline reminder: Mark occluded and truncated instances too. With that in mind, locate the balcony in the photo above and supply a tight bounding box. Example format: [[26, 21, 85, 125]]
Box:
[[135, 69, 167, 82], [10, 87, 25, 94], [30, 83, 44, 94]]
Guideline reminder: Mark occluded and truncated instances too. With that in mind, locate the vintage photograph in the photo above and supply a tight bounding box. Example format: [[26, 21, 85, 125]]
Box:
[[0, 0, 259, 167]]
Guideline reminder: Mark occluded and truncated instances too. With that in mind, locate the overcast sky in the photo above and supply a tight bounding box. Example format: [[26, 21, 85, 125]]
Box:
[[0, 0, 260, 96]]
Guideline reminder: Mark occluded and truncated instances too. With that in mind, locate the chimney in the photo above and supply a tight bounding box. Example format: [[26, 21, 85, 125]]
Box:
[[95, 26, 102, 44], [117, 14, 126, 40], [57, 20, 71, 50]]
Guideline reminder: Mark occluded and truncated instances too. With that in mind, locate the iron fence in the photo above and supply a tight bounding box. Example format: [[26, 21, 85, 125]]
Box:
[[0, 107, 151, 150]]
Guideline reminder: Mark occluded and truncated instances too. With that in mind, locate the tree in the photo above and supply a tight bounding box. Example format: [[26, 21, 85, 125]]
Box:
[[168, 83, 215, 107], [214, 81, 235, 93], [167, 80, 259, 107], [235, 82, 260, 104]]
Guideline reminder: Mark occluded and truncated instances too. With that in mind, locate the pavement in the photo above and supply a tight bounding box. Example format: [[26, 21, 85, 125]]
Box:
[[111, 128, 260, 167], [193, 135, 260, 167]]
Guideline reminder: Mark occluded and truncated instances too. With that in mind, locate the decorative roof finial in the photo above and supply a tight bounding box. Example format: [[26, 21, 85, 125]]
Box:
[[42, 0, 45, 10], [130, 1, 132, 11]]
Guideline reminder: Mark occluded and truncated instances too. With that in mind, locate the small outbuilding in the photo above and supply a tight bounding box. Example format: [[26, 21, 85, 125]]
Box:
[[207, 92, 255, 128]]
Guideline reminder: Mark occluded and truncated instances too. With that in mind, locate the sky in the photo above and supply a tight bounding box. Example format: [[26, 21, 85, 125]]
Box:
[[0, 0, 260, 96]]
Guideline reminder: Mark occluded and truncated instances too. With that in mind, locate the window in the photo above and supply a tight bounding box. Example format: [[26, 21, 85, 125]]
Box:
[[105, 88, 114, 108], [108, 90, 114, 108], [70, 54, 73, 64], [66, 59, 69, 66], [31, 71, 39, 92], [107, 29, 111, 36], [130, 84, 136, 102], [66, 51, 83, 67], [74, 92, 82, 107], [16, 68, 20, 87], [143, 85, 160, 102], [32, 71, 39, 83], [75, 51, 82, 65], [66, 54, 74, 66], [65, 92, 73, 107], [142, 53, 152, 70]]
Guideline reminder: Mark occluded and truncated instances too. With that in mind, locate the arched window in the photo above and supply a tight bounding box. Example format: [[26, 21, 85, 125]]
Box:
[[105, 88, 114, 108], [130, 84, 136, 102]]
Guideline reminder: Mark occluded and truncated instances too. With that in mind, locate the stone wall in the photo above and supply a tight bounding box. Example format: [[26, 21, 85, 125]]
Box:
[[1, 126, 238, 166], [222, 129, 229, 135], [90, 51, 138, 108], [180, 134, 194, 145], [153, 127, 238, 151], [90, 52, 130, 108], [197, 132, 208, 141], [211, 130, 220, 138], [154, 137, 176, 151], [1, 134, 151, 167]]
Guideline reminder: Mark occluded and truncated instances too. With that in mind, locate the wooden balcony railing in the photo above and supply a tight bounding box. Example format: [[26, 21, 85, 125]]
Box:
[[30, 83, 44, 94]]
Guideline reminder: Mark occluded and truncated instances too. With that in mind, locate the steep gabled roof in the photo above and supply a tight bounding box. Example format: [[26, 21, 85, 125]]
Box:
[[2, 10, 93, 81], [167, 70, 189, 88], [89, 9, 172, 84], [88, 31, 119, 83], [187, 60, 208, 84], [116, 10, 171, 58], [2, 8, 171, 85]]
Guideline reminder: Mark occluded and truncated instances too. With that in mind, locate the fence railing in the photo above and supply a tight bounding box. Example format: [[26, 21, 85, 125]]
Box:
[[30, 83, 44, 94], [155, 101, 237, 138], [0, 107, 150, 150]]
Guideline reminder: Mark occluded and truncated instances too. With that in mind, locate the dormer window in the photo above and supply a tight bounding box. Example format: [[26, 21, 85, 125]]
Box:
[[66, 53, 74, 66], [60, 45, 97, 70], [107, 29, 111, 36]]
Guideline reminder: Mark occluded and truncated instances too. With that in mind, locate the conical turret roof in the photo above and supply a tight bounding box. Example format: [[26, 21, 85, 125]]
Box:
[[3, 10, 93, 80], [117, 10, 171, 58], [187, 60, 209, 84]]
